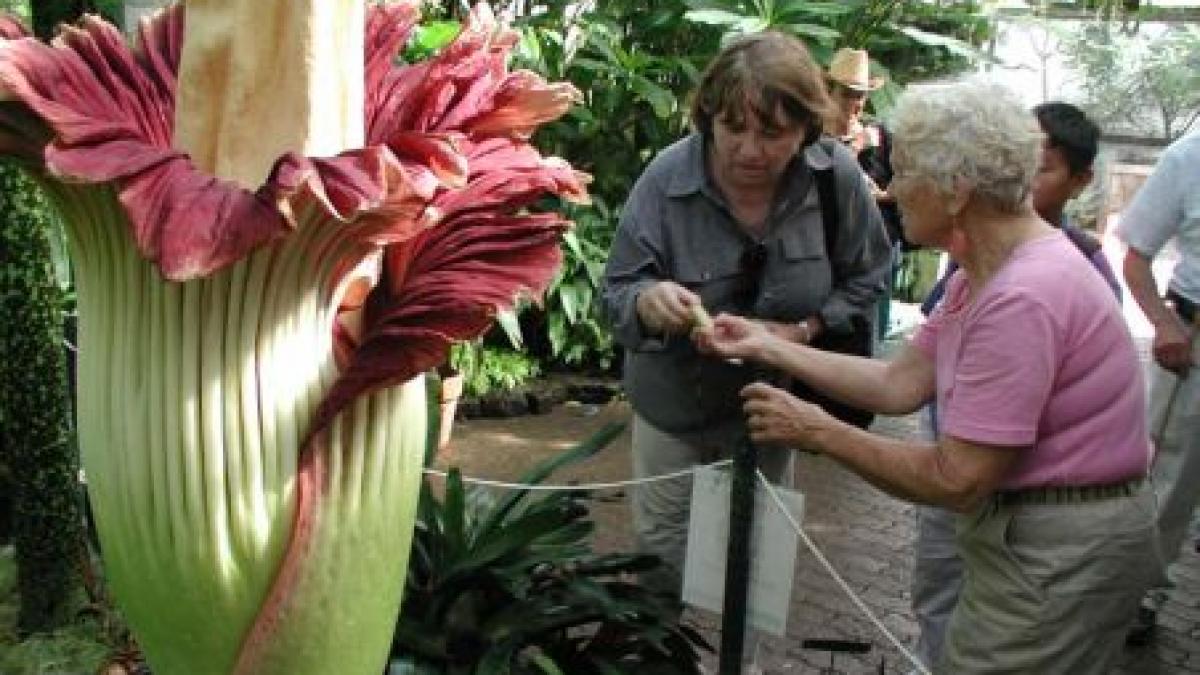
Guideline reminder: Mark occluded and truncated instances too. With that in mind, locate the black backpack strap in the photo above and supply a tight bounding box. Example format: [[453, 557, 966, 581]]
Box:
[[813, 140, 840, 256], [796, 139, 876, 428]]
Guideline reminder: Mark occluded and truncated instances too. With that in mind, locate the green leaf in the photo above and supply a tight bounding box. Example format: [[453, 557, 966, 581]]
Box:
[[895, 25, 984, 60], [529, 651, 565, 675], [495, 308, 524, 350], [561, 229, 583, 259], [444, 469, 466, 558], [570, 56, 617, 75], [782, 22, 842, 42], [412, 20, 461, 54], [735, 17, 770, 34], [516, 27, 544, 66], [548, 311, 567, 357], [571, 279, 593, 318], [585, 31, 624, 67], [631, 75, 676, 119], [477, 423, 624, 537], [784, 0, 857, 18], [476, 641, 517, 674], [683, 9, 749, 27], [557, 282, 580, 324], [584, 259, 605, 288]]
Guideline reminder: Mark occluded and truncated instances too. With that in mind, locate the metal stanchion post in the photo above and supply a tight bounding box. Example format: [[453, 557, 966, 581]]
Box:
[[719, 434, 758, 674]]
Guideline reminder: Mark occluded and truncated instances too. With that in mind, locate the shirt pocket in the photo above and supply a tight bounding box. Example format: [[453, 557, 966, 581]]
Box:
[[672, 246, 747, 316], [774, 231, 832, 304]]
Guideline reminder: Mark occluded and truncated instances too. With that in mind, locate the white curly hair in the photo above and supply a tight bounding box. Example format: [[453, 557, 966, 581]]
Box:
[[888, 79, 1041, 213]]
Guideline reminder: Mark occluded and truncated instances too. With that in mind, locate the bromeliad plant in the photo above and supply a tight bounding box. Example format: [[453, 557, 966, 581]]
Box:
[[393, 424, 709, 674], [0, 2, 586, 674]]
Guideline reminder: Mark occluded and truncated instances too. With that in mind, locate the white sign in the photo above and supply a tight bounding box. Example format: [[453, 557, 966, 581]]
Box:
[[682, 465, 804, 636]]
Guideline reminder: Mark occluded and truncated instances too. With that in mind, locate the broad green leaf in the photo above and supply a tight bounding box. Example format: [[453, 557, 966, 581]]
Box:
[[895, 25, 985, 60], [782, 22, 842, 42], [584, 259, 605, 289], [444, 469, 466, 558], [571, 279, 593, 316], [570, 56, 617, 75], [561, 229, 583, 259], [529, 652, 565, 675], [585, 31, 624, 67], [476, 643, 517, 674], [548, 311, 567, 357], [683, 9, 749, 27], [735, 17, 770, 34], [516, 28, 544, 66], [558, 281, 580, 324], [631, 75, 677, 119], [412, 21, 461, 54], [478, 423, 624, 536], [495, 308, 524, 350], [646, 8, 680, 30], [785, 0, 858, 18]]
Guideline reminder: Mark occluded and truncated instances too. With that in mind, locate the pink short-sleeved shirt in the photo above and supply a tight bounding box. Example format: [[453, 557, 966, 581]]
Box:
[[912, 232, 1151, 489]]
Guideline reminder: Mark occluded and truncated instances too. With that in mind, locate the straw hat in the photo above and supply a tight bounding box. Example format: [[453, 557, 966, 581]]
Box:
[[827, 48, 884, 92]]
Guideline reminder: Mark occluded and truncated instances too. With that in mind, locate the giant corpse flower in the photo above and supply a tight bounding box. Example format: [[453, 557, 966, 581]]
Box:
[[0, 2, 586, 673]]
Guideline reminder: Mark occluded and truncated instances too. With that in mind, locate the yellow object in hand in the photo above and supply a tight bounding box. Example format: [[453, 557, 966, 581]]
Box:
[[690, 303, 713, 330]]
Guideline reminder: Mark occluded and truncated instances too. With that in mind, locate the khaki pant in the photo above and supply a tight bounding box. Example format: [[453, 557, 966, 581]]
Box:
[[1146, 329, 1200, 585], [940, 486, 1159, 674]]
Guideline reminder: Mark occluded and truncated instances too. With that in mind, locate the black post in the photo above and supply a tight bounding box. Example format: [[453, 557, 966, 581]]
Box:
[[718, 434, 758, 674]]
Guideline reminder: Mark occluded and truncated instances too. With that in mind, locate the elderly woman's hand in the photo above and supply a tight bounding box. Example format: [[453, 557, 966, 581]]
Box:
[[693, 313, 775, 360], [741, 382, 837, 449]]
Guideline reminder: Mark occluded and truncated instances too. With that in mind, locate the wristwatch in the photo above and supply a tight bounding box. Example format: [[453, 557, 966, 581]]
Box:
[[796, 319, 812, 344]]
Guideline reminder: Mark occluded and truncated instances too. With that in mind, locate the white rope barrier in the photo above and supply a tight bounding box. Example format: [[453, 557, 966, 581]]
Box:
[[757, 470, 931, 675], [422, 459, 733, 492], [423, 459, 931, 673]]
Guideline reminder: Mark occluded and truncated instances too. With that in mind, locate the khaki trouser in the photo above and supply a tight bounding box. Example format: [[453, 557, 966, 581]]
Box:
[[939, 485, 1159, 674], [1145, 328, 1200, 591]]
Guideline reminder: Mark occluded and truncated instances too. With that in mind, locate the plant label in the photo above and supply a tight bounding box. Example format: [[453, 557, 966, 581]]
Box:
[[682, 464, 804, 636]]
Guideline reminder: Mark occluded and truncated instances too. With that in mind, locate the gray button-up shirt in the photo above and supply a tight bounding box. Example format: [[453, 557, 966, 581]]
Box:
[[602, 133, 890, 433]]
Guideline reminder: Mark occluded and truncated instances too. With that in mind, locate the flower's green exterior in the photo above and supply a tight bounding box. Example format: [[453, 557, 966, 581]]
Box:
[[0, 3, 586, 672]]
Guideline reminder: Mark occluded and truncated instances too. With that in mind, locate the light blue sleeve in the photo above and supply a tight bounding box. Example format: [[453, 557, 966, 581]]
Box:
[[1117, 142, 1186, 257]]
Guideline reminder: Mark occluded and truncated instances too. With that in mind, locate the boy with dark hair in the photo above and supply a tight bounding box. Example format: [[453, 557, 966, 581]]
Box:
[[1034, 102, 1100, 170], [911, 101, 1122, 668], [921, 101, 1118, 314], [1032, 101, 1121, 297]]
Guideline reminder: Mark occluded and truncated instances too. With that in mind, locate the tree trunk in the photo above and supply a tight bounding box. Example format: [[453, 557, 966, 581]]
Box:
[[0, 161, 84, 634]]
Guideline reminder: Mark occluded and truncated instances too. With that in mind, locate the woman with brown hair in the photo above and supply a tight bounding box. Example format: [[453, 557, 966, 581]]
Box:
[[601, 30, 890, 667]]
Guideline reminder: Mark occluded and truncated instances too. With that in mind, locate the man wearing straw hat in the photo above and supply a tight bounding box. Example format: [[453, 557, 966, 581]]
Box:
[[824, 47, 885, 157], [824, 47, 901, 341]]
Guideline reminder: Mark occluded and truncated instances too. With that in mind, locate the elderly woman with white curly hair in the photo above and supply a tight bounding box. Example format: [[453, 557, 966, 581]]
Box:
[[696, 80, 1160, 672]]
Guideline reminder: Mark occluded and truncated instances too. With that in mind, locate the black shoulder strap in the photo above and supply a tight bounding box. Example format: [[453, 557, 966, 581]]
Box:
[[813, 139, 840, 256]]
